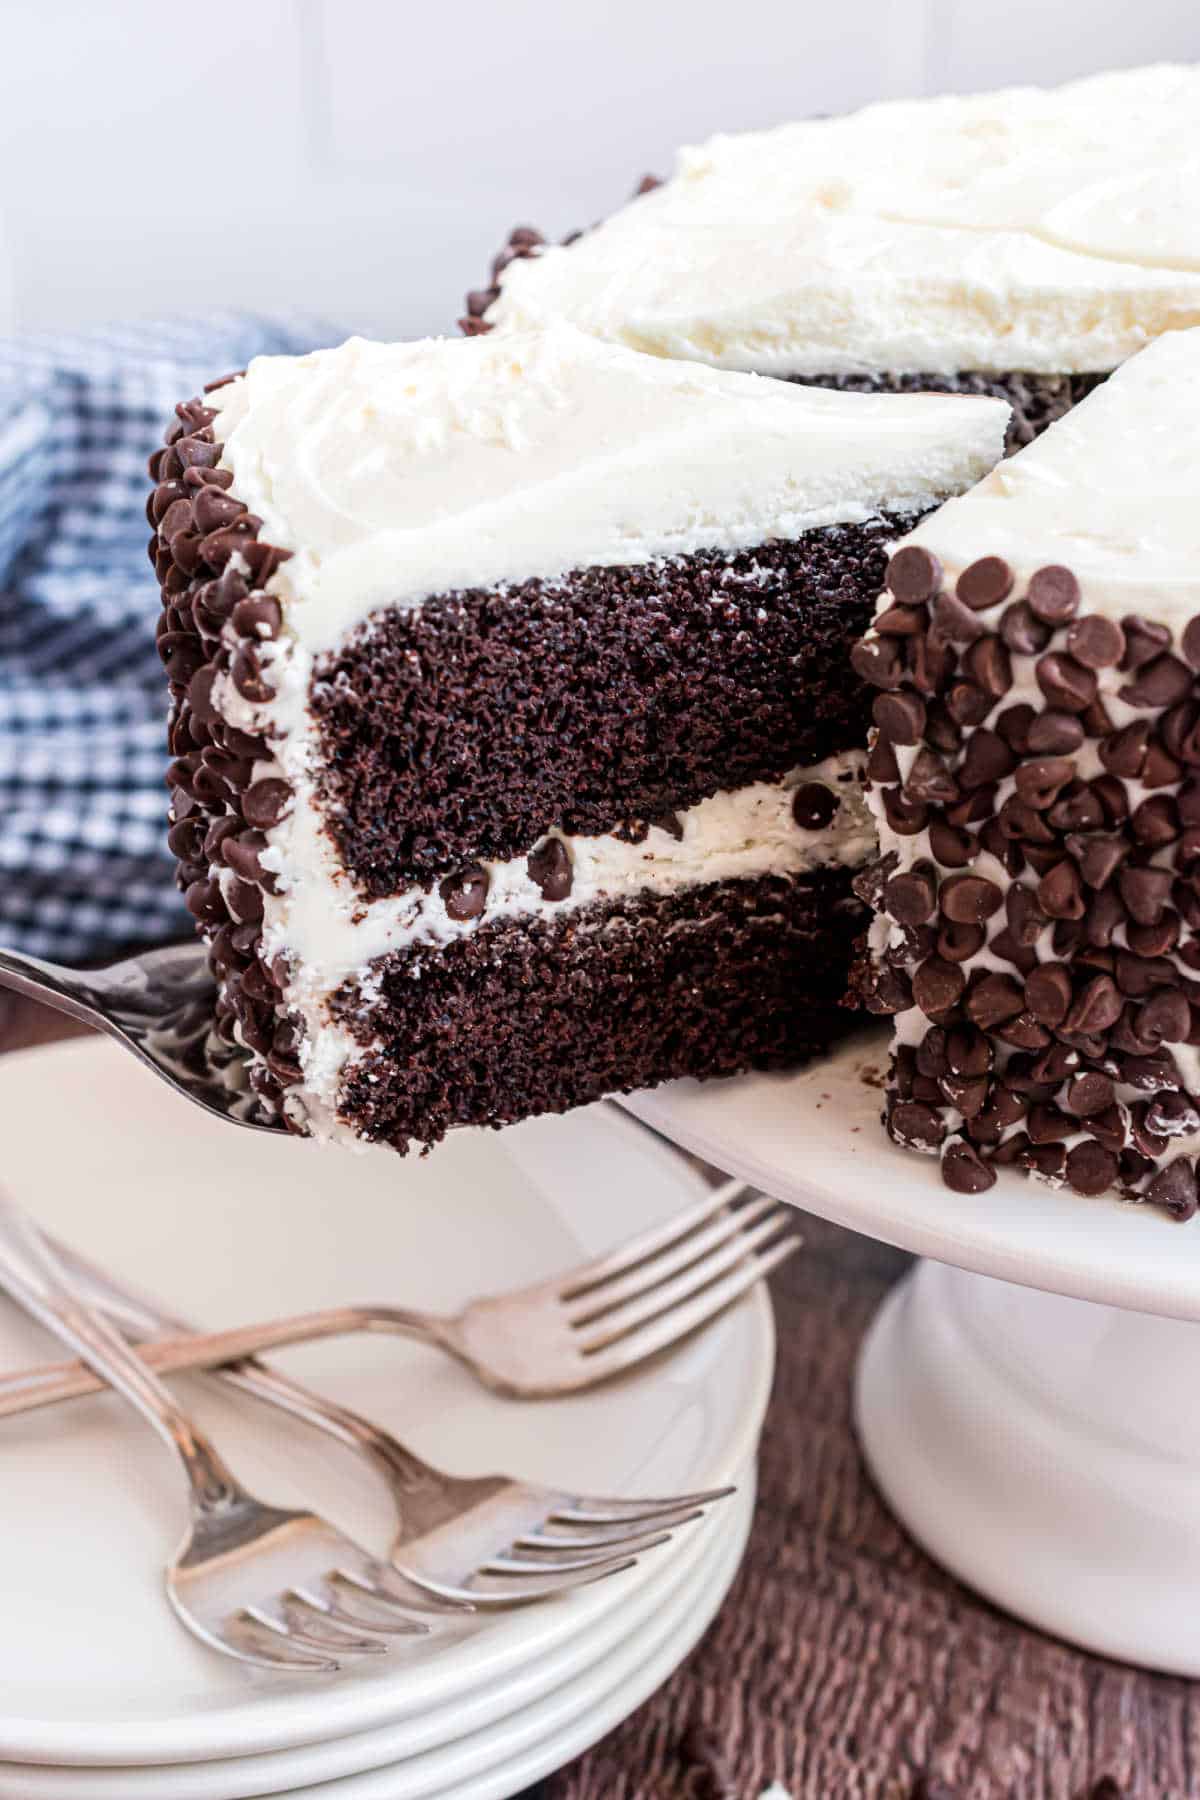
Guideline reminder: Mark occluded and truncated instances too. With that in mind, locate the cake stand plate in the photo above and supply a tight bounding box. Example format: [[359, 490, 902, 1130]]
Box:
[[624, 1028, 1200, 1676]]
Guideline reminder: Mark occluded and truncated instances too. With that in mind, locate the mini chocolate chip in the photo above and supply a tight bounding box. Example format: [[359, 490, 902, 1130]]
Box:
[[649, 810, 685, 840], [945, 682, 991, 727], [1066, 833, 1127, 890], [1028, 1102, 1073, 1144], [874, 603, 927, 637], [1066, 614, 1125, 669], [231, 595, 283, 639], [242, 778, 293, 830], [1182, 616, 1200, 671], [913, 957, 966, 1016], [528, 837, 573, 901], [184, 877, 226, 927], [1035, 652, 1096, 713], [1026, 710, 1084, 756], [1120, 653, 1192, 709], [866, 735, 900, 785], [1148, 1159, 1199, 1220], [906, 632, 955, 696], [931, 593, 985, 645], [885, 868, 937, 925], [948, 1025, 992, 1076], [1131, 795, 1180, 848], [1064, 1140, 1119, 1196], [851, 636, 903, 689], [1120, 614, 1172, 671], [966, 972, 1025, 1029], [192, 486, 245, 534], [1038, 859, 1086, 921], [886, 545, 941, 603], [1005, 884, 1047, 947], [1064, 973, 1122, 1034], [937, 921, 985, 963], [925, 702, 961, 754], [866, 965, 914, 1014], [1026, 565, 1081, 625], [1025, 963, 1073, 1027], [942, 1138, 997, 1193], [890, 1101, 946, 1150], [916, 1029, 949, 1078], [1091, 774, 1130, 826], [1136, 990, 1191, 1047], [1119, 865, 1174, 926], [1013, 758, 1074, 810], [994, 703, 1035, 755], [939, 873, 1003, 923], [882, 788, 929, 836], [1099, 722, 1149, 779], [792, 784, 838, 829], [440, 863, 490, 921], [1067, 1072, 1115, 1117], [927, 818, 972, 868], [231, 644, 275, 704], [1080, 696, 1115, 738], [956, 555, 1014, 611], [999, 600, 1050, 655], [963, 635, 1012, 700], [1142, 740, 1183, 788], [905, 749, 960, 806], [1126, 914, 1180, 958], [958, 729, 1016, 791]]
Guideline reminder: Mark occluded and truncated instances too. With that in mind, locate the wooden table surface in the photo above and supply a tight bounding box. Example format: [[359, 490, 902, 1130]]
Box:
[[1, 992, 1195, 1800]]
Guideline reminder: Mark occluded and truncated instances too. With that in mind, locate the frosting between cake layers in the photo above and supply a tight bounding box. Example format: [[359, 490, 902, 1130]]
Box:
[[895, 330, 1200, 628], [486, 65, 1200, 378], [207, 326, 1008, 656]]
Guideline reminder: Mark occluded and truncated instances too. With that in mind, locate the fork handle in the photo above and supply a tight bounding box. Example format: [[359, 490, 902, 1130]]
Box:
[[0, 1188, 242, 1505]]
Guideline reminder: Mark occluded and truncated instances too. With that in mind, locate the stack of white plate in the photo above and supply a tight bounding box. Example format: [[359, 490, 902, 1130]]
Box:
[[0, 1043, 772, 1800]]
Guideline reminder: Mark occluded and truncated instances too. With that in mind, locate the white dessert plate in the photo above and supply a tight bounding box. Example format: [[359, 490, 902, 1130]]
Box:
[[0, 1039, 772, 1768], [0, 1477, 754, 1800], [625, 1022, 1200, 1323]]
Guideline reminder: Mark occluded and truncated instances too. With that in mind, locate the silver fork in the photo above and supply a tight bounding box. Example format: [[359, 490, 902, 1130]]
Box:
[[2, 1176, 797, 1406], [0, 1186, 792, 1602], [0, 1187, 442, 1672], [0, 940, 277, 1129]]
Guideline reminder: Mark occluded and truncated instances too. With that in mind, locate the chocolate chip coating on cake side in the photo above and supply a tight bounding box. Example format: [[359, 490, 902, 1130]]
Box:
[[855, 548, 1200, 1218], [331, 868, 866, 1149], [310, 522, 913, 896], [148, 390, 300, 1126]]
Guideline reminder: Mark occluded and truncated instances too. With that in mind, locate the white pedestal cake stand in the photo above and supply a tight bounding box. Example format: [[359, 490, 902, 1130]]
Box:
[[623, 1026, 1200, 1678]]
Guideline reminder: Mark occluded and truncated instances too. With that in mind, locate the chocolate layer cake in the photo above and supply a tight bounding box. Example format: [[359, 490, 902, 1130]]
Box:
[[466, 65, 1200, 451], [854, 327, 1200, 1216], [151, 325, 1006, 1147]]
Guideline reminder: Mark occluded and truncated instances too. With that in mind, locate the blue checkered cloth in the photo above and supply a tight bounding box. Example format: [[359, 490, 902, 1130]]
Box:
[[0, 315, 333, 961]]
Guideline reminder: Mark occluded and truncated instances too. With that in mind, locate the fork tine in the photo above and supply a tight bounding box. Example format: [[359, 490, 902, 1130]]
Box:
[[483, 1534, 669, 1574], [581, 1236, 798, 1377], [230, 1608, 340, 1673], [576, 1217, 797, 1352], [334, 1562, 476, 1617], [566, 1196, 787, 1323], [395, 1558, 638, 1606], [518, 1511, 701, 1549], [280, 1593, 390, 1655], [313, 1580, 430, 1635], [557, 1178, 751, 1301], [553, 1486, 734, 1524]]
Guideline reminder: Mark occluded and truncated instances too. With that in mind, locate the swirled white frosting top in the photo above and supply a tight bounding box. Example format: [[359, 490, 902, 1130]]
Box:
[[894, 327, 1200, 624], [486, 65, 1200, 378], [208, 324, 1007, 655]]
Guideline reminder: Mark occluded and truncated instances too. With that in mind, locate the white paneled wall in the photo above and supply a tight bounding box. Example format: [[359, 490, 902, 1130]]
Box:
[[0, 0, 1197, 339]]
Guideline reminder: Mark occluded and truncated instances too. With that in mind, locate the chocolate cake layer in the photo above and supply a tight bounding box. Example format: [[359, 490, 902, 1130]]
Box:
[[311, 523, 916, 896], [854, 545, 1200, 1220], [332, 869, 866, 1148]]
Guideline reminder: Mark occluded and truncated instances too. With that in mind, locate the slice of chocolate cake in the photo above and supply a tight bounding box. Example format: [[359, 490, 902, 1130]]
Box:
[[468, 65, 1200, 451], [151, 325, 1007, 1148], [854, 326, 1200, 1216]]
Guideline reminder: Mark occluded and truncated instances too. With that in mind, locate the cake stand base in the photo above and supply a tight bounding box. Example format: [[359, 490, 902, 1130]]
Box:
[[855, 1258, 1200, 1676]]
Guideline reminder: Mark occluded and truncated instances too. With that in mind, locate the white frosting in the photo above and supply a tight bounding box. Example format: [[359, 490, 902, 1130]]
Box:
[[897, 327, 1200, 626], [208, 325, 1008, 656], [487, 65, 1200, 378]]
